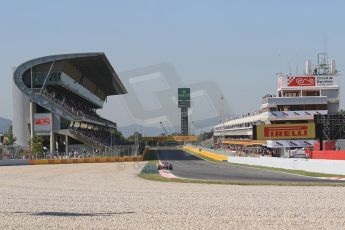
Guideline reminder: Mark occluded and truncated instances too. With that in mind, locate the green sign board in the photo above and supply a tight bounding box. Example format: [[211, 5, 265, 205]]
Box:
[[178, 88, 190, 101]]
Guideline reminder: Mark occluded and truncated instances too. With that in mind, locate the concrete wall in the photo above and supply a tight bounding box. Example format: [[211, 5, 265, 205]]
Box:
[[12, 79, 30, 148], [228, 156, 345, 176], [0, 159, 29, 166]]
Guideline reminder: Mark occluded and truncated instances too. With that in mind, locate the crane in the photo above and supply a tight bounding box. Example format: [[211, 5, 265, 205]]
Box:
[[159, 121, 169, 136]]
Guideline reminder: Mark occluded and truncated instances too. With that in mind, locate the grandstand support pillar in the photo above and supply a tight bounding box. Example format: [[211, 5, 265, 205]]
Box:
[[50, 131, 55, 155], [65, 135, 69, 156], [40, 61, 55, 95], [29, 101, 35, 140]]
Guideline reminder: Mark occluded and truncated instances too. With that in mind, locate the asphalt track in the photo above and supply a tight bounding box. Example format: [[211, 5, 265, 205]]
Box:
[[156, 149, 345, 184]]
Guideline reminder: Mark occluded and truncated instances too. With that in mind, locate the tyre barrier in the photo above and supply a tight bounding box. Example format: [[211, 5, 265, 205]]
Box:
[[0, 156, 143, 166]]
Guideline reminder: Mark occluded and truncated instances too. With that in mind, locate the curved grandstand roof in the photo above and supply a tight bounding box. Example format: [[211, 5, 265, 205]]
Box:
[[14, 52, 127, 96]]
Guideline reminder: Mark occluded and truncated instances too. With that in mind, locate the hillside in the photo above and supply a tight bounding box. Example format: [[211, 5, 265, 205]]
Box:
[[0, 117, 11, 133]]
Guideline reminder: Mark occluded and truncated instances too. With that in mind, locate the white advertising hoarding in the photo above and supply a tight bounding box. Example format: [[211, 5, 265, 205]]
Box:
[[316, 76, 334, 86]]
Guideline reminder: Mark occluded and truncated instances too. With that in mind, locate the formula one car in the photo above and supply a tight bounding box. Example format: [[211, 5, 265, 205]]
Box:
[[157, 161, 173, 170]]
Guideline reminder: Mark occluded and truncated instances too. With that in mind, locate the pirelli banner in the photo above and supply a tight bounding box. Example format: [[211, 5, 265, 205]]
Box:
[[253, 123, 315, 140]]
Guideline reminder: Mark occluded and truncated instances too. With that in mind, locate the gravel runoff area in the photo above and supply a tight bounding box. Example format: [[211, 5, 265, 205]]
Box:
[[1, 163, 345, 230]]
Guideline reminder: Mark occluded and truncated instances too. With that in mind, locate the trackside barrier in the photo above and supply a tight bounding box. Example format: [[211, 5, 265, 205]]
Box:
[[310, 150, 345, 160], [29, 156, 143, 165], [0, 159, 29, 166], [182, 146, 227, 161], [228, 156, 345, 176], [26, 156, 143, 165], [0, 156, 144, 166]]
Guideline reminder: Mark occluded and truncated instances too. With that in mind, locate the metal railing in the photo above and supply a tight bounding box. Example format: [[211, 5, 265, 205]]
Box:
[[0, 144, 139, 160], [34, 88, 116, 127], [0, 145, 29, 160]]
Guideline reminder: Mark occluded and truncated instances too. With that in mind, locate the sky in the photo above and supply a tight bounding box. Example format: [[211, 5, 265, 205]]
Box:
[[1, 0, 345, 129]]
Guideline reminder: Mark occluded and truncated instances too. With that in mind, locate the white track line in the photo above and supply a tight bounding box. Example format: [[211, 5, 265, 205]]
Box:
[[316, 177, 345, 181]]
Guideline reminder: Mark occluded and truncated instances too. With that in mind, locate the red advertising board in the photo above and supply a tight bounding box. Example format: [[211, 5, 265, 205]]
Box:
[[287, 76, 315, 87], [34, 113, 52, 132], [34, 118, 51, 125]]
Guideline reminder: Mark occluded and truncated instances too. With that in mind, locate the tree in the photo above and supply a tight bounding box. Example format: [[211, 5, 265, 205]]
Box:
[[4, 125, 16, 145], [127, 132, 142, 144], [338, 109, 345, 115], [109, 129, 127, 145], [199, 130, 214, 142], [28, 136, 44, 159]]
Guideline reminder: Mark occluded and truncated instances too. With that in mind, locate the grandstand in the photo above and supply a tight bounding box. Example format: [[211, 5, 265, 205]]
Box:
[[13, 53, 127, 155], [214, 53, 340, 156]]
